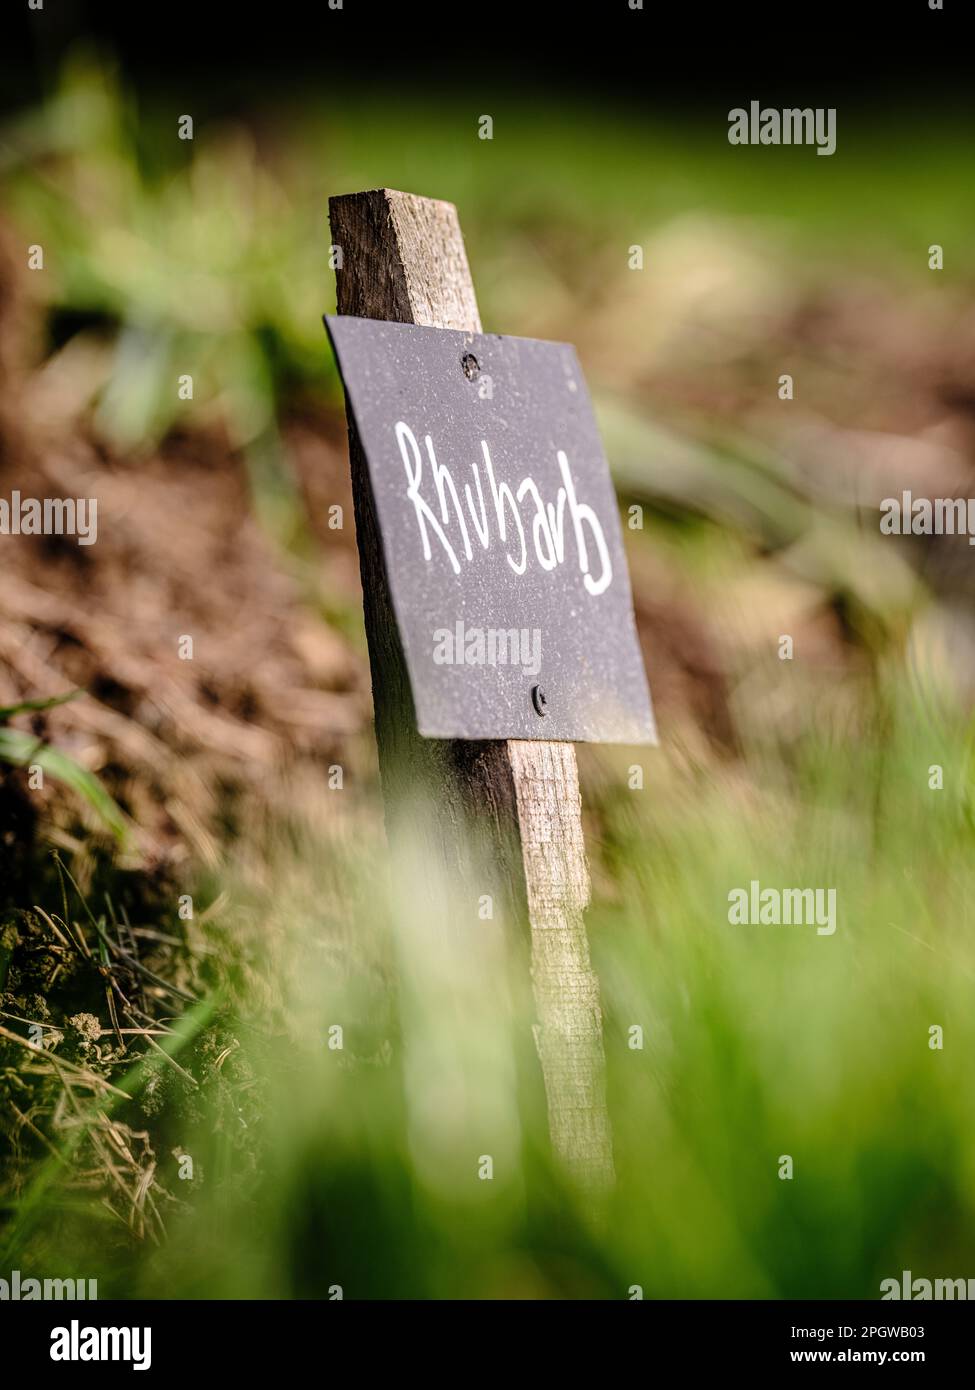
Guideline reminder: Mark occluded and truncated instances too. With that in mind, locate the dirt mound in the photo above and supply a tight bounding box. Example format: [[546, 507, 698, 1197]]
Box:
[[0, 230, 371, 876]]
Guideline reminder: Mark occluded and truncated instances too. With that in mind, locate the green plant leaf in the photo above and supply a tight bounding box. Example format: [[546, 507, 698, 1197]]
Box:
[[0, 728, 128, 845], [0, 689, 84, 721]]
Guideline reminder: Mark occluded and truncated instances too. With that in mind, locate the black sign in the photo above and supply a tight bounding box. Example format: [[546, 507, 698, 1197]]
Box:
[[325, 316, 656, 744]]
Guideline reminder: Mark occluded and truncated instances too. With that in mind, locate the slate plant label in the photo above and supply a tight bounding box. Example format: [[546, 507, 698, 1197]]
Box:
[[326, 315, 656, 744]]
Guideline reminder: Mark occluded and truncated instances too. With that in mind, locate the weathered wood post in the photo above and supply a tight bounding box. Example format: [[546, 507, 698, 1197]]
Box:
[[328, 188, 615, 1197]]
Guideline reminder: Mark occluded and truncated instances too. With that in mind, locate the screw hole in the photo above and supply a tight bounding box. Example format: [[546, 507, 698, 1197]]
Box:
[[461, 352, 480, 381]]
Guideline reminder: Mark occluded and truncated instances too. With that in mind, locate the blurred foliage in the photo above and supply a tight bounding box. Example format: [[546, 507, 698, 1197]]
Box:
[[4, 674, 975, 1297], [2, 54, 332, 450], [3, 51, 972, 447]]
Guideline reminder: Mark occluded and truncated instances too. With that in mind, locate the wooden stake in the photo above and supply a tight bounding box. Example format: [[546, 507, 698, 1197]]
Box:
[[329, 188, 614, 1197]]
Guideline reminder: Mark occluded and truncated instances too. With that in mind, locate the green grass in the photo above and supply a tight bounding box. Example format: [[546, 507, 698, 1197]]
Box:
[[3, 673, 973, 1299], [0, 693, 129, 845]]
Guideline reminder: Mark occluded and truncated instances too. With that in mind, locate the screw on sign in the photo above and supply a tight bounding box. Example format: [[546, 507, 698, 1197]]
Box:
[[326, 189, 656, 1200]]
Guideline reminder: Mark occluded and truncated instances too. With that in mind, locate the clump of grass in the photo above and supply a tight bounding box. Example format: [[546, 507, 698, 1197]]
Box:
[[3, 670, 972, 1300], [0, 857, 240, 1275]]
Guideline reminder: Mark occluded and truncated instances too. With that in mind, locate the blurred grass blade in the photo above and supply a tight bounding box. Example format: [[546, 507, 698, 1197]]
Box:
[[0, 689, 83, 720], [0, 728, 129, 845]]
